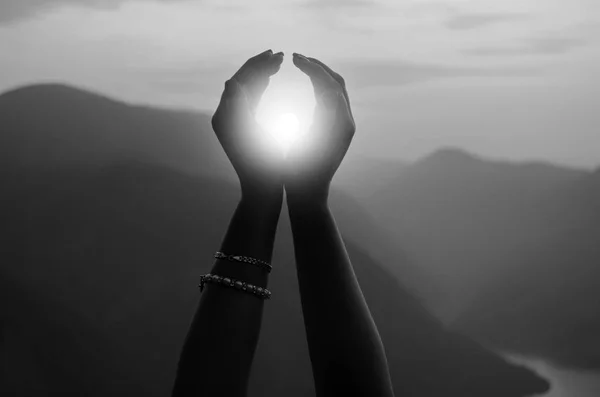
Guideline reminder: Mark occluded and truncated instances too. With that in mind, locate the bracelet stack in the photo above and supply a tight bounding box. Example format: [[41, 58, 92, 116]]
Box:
[[199, 274, 272, 300], [214, 251, 273, 273], [198, 251, 273, 300]]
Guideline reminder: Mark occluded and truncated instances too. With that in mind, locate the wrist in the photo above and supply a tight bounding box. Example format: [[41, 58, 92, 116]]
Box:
[[241, 180, 282, 199], [240, 186, 283, 211], [285, 186, 329, 212]]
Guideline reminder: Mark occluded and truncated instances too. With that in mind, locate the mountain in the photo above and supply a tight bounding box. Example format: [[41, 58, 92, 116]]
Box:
[[365, 147, 600, 370], [333, 151, 408, 200], [0, 84, 549, 396], [0, 163, 549, 397], [0, 84, 233, 180]]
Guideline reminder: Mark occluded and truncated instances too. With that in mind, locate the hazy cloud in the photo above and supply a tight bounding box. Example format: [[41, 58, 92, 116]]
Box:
[[0, 0, 187, 24], [445, 12, 527, 30], [338, 60, 537, 89], [463, 37, 587, 57], [119, 62, 230, 92], [122, 60, 537, 98], [301, 0, 377, 10]]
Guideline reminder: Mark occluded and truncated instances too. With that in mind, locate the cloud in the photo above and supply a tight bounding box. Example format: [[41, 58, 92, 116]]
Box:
[[336, 59, 537, 89], [445, 12, 527, 30], [462, 37, 588, 57], [124, 59, 537, 98], [0, 0, 187, 25], [300, 0, 378, 10], [120, 62, 230, 94]]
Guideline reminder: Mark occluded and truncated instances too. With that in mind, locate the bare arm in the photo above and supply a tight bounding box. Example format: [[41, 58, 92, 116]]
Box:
[[285, 53, 394, 397], [172, 193, 282, 397], [172, 50, 285, 397]]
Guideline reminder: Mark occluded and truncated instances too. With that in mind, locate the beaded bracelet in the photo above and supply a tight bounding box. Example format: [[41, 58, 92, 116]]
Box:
[[214, 251, 273, 274], [199, 274, 272, 300]]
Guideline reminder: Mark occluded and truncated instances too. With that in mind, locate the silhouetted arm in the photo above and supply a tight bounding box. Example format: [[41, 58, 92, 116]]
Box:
[[285, 54, 394, 397], [172, 192, 282, 397], [172, 50, 285, 397], [287, 195, 394, 397]]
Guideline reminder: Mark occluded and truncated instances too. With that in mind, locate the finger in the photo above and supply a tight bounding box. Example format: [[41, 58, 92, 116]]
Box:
[[223, 77, 246, 106], [293, 53, 338, 93], [245, 52, 284, 111], [233, 49, 273, 81], [313, 90, 354, 136], [306, 57, 345, 88], [213, 78, 250, 133], [267, 51, 284, 75], [234, 52, 283, 92], [234, 50, 283, 86], [307, 56, 353, 119]]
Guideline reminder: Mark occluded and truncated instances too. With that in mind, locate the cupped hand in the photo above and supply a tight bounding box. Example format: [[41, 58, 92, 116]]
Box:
[[212, 49, 285, 198], [285, 53, 356, 203]]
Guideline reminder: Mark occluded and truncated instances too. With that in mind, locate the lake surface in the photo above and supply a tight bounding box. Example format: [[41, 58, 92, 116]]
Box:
[[505, 354, 600, 397]]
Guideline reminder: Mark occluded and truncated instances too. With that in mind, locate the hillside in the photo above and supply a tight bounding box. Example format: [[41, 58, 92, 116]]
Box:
[[0, 84, 232, 179], [0, 84, 549, 396], [0, 163, 549, 396], [365, 147, 600, 369]]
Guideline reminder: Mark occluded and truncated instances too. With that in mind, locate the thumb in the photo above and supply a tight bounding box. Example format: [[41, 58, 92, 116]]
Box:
[[224, 78, 249, 109], [213, 78, 252, 135]]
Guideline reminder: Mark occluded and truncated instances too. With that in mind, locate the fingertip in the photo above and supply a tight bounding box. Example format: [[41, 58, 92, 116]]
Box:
[[292, 53, 308, 67], [292, 55, 302, 67], [254, 49, 273, 61], [295, 53, 310, 62], [272, 51, 284, 63], [292, 58, 306, 74], [267, 52, 284, 75]]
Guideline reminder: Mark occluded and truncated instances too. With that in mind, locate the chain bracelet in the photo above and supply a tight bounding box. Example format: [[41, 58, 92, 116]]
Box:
[[214, 251, 272, 273], [199, 274, 271, 300]]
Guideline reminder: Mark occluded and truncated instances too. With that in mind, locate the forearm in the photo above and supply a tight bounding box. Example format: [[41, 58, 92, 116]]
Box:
[[172, 191, 283, 397], [287, 195, 394, 397]]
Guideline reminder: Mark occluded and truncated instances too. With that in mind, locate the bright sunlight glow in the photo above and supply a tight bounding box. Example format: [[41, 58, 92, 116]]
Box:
[[270, 112, 300, 150], [255, 67, 315, 155]]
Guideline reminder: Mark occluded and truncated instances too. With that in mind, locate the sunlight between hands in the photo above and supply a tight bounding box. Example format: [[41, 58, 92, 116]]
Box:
[[285, 53, 356, 203], [212, 49, 285, 199]]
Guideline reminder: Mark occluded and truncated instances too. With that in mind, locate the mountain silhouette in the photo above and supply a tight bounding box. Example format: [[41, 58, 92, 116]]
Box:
[[0, 84, 550, 395], [0, 84, 232, 180], [0, 163, 549, 397], [365, 146, 600, 370]]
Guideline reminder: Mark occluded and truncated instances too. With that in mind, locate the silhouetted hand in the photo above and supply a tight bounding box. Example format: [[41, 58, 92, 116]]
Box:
[[285, 54, 356, 203], [212, 49, 285, 198]]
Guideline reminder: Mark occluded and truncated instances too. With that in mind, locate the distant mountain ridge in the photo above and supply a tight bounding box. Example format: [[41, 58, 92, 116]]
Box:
[[0, 83, 232, 179], [0, 163, 549, 397], [363, 143, 600, 370], [0, 83, 552, 395]]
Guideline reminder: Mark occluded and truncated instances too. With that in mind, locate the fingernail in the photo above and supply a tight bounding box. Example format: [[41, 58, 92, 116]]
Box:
[[293, 53, 307, 62], [274, 51, 284, 56]]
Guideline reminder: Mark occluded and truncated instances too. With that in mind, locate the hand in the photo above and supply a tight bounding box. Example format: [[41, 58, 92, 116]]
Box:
[[285, 53, 356, 204], [212, 50, 285, 199]]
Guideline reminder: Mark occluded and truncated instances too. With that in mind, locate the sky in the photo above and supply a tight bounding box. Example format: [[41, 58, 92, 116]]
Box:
[[1, 0, 599, 168]]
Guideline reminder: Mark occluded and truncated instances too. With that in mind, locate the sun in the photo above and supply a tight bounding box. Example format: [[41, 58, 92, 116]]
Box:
[[255, 71, 315, 155], [269, 112, 301, 151]]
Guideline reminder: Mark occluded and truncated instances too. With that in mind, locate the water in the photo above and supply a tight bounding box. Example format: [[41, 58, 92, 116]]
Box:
[[505, 354, 600, 397]]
